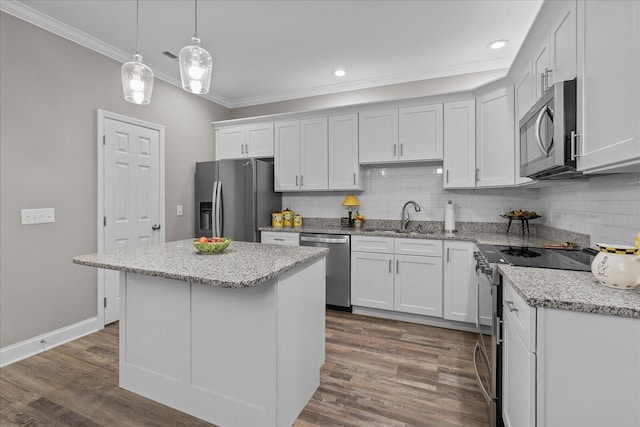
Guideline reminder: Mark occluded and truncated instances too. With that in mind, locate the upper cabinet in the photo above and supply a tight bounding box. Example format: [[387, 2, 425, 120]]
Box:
[[328, 114, 361, 190], [274, 118, 328, 191], [359, 104, 443, 164], [576, 0, 640, 174], [443, 100, 476, 189], [476, 86, 515, 187], [215, 123, 274, 160], [514, 63, 536, 186]]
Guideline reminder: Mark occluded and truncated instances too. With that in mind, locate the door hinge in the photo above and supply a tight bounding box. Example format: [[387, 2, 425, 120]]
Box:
[[104, 297, 107, 308], [103, 216, 107, 226], [103, 135, 106, 145]]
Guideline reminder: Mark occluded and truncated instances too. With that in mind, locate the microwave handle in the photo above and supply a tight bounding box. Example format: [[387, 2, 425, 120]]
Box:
[[534, 105, 554, 156]]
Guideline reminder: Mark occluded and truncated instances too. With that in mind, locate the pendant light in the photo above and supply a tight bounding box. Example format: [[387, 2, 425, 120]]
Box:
[[179, 0, 212, 94], [121, 0, 154, 105]]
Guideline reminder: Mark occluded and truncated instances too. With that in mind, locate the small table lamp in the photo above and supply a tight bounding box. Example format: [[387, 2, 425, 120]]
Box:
[[341, 195, 360, 226]]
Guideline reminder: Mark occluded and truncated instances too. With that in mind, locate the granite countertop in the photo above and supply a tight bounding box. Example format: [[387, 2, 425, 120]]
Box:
[[499, 265, 640, 318], [73, 239, 328, 288]]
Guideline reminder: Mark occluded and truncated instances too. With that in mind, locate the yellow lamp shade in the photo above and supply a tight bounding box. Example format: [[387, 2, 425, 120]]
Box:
[[341, 195, 360, 207]]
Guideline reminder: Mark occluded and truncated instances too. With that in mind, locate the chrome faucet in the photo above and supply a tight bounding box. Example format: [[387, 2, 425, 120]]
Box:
[[400, 201, 421, 230]]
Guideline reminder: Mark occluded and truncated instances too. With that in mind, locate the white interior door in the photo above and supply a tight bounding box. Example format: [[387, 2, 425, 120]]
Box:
[[99, 111, 164, 325]]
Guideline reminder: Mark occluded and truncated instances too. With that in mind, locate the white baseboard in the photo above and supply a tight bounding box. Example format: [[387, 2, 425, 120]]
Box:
[[351, 306, 478, 333], [0, 317, 101, 368]]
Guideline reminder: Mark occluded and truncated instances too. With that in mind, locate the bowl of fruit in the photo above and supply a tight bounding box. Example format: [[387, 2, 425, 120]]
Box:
[[500, 210, 540, 220], [193, 237, 231, 254]]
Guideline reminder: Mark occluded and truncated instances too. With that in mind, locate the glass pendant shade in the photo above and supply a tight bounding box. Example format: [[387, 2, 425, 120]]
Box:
[[179, 37, 212, 94], [121, 54, 154, 105]]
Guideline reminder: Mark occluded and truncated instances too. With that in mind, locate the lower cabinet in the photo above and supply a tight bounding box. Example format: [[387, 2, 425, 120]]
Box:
[[443, 241, 478, 323], [351, 236, 443, 317], [502, 277, 640, 427], [260, 231, 299, 246]]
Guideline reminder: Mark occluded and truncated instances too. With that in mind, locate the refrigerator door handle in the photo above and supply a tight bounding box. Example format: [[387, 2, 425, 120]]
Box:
[[213, 181, 222, 237]]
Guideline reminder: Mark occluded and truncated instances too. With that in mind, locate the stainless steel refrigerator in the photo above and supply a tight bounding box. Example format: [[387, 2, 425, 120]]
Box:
[[195, 159, 281, 242]]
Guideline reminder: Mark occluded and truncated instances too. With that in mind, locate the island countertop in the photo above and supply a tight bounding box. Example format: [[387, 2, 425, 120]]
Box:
[[73, 239, 328, 288]]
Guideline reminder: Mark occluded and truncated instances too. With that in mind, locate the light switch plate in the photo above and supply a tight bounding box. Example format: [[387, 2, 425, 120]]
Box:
[[21, 208, 55, 225], [177, 205, 183, 216]]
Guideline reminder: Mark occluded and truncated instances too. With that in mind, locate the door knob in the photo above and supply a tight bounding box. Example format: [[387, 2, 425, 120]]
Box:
[[152, 224, 161, 230]]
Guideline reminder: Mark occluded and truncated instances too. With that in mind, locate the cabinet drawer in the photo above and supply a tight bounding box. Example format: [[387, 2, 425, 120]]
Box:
[[351, 235, 394, 253], [394, 238, 442, 257], [261, 231, 299, 246], [503, 280, 536, 352]]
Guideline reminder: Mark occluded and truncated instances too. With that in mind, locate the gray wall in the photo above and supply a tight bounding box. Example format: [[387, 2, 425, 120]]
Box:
[[230, 69, 507, 118], [0, 12, 229, 347]]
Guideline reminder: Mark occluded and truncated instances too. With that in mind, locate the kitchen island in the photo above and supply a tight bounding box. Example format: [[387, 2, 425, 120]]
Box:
[[74, 239, 328, 427]]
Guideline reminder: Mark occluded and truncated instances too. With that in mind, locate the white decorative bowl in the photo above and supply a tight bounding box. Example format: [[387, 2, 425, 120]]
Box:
[[591, 244, 640, 289]]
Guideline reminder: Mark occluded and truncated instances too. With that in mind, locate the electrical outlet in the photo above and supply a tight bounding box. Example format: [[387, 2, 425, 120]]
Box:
[[177, 205, 183, 216], [21, 208, 55, 225]]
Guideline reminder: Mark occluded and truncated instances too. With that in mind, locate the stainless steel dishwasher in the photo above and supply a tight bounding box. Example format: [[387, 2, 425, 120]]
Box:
[[300, 233, 351, 310]]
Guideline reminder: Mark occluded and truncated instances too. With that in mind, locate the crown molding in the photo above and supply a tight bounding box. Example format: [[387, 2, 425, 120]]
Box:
[[0, 0, 232, 108]]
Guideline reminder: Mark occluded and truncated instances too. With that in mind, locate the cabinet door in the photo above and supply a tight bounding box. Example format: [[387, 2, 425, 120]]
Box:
[[351, 251, 394, 310], [514, 64, 535, 186], [503, 309, 536, 427], [443, 100, 476, 189], [246, 123, 274, 158], [328, 114, 359, 190], [274, 121, 301, 191], [443, 241, 476, 323], [533, 41, 551, 100], [549, 0, 577, 86], [299, 118, 328, 190], [215, 127, 245, 160], [398, 104, 443, 161], [577, 0, 640, 174], [359, 109, 398, 164], [394, 254, 443, 317], [476, 86, 515, 187]]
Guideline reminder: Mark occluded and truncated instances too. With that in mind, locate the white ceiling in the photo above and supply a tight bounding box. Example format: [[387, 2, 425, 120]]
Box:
[[3, 0, 543, 108]]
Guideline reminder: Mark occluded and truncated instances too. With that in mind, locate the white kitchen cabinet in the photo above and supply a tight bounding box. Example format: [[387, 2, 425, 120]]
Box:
[[514, 63, 536, 186], [532, 41, 551, 101], [328, 114, 360, 190], [398, 104, 443, 161], [351, 236, 443, 317], [359, 109, 398, 163], [215, 123, 274, 160], [443, 100, 476, 189], [502, 277, 640, 427], [359, 104, 443, 164], [476, 86, 515, 187], [260, 231, 299, 246], [576, 0, 640, 174], [443, 241, 477, 324], [274, 118, 328, 191]]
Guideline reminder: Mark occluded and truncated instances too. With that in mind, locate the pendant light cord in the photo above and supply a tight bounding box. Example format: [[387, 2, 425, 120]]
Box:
[[135, 0, 140, 54], [194, 0, 198, 38]]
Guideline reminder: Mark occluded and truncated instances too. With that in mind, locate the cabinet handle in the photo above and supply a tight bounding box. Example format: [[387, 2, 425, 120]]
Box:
[[244, 143, 249, 155], [274, 238, 284, 241], [300, 175, 304, 187], [496, 319, 504, 345], [475, 168, 479, 182], [353, 173, 356, 185], [545, 68, 552, 92], [241, 144, 245, 155], [446, 169, 449, 183], [295, 175, 298, 186], [447, 247, 450, 263], [570, 131, 581, 161], [400, 143, 404, 157], [393, 144, 397, 157], [541, 72, 546, 94], [396, 259, 399, 274], [388, 259, 392, 274], [505, 300, 518, 312]]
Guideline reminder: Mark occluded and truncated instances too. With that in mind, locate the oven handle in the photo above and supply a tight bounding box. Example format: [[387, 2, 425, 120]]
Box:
[[473, 342, 492, 405]]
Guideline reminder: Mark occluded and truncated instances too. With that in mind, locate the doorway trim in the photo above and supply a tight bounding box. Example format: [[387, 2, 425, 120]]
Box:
[[96, 109, 166, 328]]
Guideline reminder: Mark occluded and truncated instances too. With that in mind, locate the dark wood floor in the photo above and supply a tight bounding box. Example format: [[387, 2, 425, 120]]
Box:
[[0, 310, 489, 427]]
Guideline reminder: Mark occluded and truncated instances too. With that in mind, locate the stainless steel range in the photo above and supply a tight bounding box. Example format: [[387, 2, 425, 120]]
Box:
[[473, 244, 596, 427]]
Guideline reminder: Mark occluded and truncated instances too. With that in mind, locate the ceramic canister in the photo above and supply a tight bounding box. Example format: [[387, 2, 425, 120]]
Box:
[[282, 208, 294, 227], [293, 214, 303, 227], [591, 243, 640, 289], [271, 212, 283, 228]]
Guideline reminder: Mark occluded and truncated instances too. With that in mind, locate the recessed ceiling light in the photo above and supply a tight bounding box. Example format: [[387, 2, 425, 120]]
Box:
[[488, 40, 509, 50], [333, 69, 347, 77]]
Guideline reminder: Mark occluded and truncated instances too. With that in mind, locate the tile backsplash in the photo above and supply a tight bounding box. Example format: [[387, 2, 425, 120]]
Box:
[[282, 165, 640, 247]]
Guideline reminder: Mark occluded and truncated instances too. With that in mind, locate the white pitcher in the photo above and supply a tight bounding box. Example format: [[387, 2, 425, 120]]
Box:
[[591, 243, 640, 290]]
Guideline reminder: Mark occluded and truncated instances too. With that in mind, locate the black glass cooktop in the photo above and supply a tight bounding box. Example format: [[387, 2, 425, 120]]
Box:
[[477, 244, 595, 272]]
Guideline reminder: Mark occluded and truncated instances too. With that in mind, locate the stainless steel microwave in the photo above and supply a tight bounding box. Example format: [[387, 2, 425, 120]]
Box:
[[519, 78, 583, 180]]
